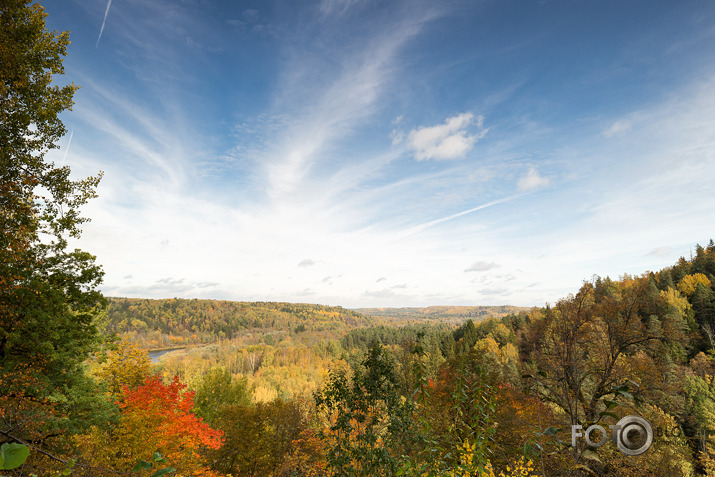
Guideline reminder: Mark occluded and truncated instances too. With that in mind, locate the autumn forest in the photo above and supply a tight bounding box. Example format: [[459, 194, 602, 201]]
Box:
[[3, 1, 715, 476], [67, 248, 715, 476]]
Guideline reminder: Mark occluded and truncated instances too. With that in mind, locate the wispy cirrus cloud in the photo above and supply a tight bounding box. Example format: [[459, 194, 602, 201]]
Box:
[[647, 246, 672, 257], [71, 81, 188, 190], [603, 119, 632, 138], [263, 7, 441, 201], [319, 0, 365, 18]]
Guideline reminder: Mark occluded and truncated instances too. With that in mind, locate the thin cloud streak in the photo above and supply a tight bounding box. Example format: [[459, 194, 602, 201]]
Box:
[[406, 194, 522, 236], [95, 0, 112, 48], [61, 130, 73, 166]]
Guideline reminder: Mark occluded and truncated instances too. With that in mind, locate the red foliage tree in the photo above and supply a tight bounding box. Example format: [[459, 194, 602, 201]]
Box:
[[76, 375, 223, 475]]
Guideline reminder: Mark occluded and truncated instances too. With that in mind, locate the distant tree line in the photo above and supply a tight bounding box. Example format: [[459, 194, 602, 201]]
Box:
[[104, 298, 373, 345]]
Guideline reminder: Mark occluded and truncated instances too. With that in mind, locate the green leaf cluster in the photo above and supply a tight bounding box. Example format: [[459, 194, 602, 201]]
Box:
[[132, 451, 176, 477], [0, 443, 30, 471]]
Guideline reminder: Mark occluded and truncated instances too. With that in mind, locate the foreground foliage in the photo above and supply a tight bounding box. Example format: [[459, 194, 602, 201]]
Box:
[[1, 1, 107, 473], [76, 375, 223, 475]]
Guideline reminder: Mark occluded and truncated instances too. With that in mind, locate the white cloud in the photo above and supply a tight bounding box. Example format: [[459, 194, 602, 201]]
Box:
[[109, 277, 220, 296], [406, 113, 486, 161], [464, 261, 498, 272], [362, 288, 407, 301], [517, 168, 550, 192], [298, 258, 316, 267], [647, 246, 672, 257], [479, 287, 510, 296]]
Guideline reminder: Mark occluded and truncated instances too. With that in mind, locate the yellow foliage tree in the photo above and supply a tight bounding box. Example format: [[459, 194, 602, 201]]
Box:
[[472, 336, 520, 384], [677, 273, 712, 297], [661, 287, 693, 318], [93, 340, 152, 397], [417, 440, 535, 477], [596, 404, 694, 477]]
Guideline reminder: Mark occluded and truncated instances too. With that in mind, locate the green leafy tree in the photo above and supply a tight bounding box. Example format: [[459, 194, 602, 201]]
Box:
[[415, 350, 498, 475], [208, 399, 305, 476], [1, 0, 104, 372], [685, 374, 715, 474], [691, 283, 715, 350], [192, 366, 251, 424], [0, 0, 105, 467], [314, 342, 418, 476], [521, 276, 695, 474], [0, 0, 104, 384]]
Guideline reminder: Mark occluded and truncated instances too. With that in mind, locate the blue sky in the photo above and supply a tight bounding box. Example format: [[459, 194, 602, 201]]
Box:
[[43, 0, 715, 307]]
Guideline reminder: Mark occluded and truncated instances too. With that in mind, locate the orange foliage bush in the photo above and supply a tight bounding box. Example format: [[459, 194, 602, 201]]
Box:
[[76, 375, 223, 475]]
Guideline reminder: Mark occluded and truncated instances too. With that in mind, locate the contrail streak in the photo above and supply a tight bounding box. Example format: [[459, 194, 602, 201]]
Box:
[[61, 130, 74, 166], [95, 0, 112, 48], [405, 194, 523, 236]]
